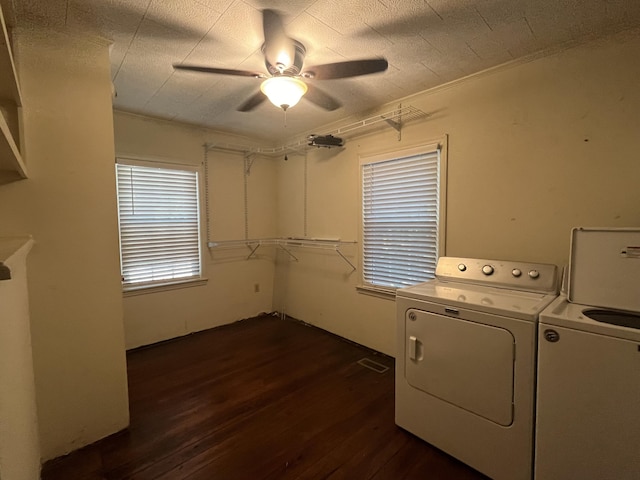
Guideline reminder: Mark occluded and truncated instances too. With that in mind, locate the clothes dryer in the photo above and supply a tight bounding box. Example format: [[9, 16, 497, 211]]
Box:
[[396, 257, 559, 480]]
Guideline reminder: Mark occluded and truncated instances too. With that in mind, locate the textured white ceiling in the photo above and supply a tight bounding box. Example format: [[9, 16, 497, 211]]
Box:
[[4, 0, 640, 142]]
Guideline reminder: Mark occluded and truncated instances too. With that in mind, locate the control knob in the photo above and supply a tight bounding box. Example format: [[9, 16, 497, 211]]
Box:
[[512, 268, 522, 277], [482, 265, 494, 275], [529, 270, 540, 279], [458, 263, 467, 272]]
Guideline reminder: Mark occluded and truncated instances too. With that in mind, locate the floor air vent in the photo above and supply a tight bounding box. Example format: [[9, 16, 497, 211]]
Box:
[[357, 358, 389, 374]]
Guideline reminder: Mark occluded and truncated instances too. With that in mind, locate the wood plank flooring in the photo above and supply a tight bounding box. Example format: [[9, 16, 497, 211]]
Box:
[[41, 315, 488, 480]]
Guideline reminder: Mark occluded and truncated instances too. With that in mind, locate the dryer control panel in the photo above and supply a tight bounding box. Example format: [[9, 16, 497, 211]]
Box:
[[436, 257, 559, 294]]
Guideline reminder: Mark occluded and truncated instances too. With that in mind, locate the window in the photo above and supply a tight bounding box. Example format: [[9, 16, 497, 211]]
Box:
[[360, 141, 446, 292], [115, 161, 202, 291]]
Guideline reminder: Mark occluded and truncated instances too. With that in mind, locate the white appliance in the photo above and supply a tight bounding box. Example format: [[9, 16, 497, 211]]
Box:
[[396, 257, 559, 480], [535, 228, 640, 480]]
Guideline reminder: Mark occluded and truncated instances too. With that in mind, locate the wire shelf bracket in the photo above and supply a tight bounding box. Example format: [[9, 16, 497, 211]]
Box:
[[208, 237, 357, 271]]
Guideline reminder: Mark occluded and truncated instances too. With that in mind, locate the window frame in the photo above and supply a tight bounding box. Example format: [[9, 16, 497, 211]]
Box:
[[115, 157, 206, 294], [358, 138, 448, 297]]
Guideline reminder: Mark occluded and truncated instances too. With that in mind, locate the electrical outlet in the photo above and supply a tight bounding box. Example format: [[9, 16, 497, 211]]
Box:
[[254, 283, 260, 293]]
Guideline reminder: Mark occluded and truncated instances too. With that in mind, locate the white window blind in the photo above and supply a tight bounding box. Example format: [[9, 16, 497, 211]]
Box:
[[362, 149, 441, 289], [116, 163, 201, 290]]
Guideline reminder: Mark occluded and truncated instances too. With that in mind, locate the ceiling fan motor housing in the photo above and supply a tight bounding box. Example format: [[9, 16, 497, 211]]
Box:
[[263, 40, 306, 76]]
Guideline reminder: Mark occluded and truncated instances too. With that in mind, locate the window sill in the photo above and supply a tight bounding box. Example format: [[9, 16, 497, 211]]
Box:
[[356, 285, 397, 300], [123, 278, 209, 297]]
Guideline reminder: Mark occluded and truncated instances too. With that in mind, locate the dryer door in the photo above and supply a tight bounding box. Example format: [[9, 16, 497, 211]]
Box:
[[405, 308, 515, 426]]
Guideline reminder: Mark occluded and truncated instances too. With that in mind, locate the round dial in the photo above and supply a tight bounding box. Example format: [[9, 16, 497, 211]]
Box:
[[512, 268, 522, 277], [528, 269, 540, 279], [482, 265, 494, 275], [458, 263, 467, 272]]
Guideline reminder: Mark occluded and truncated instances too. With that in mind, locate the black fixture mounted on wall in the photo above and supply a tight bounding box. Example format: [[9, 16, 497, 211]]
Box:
[[307, 134, 345, 148]]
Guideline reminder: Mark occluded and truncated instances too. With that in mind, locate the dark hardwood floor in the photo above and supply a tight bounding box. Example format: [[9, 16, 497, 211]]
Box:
[[41, 314, 487, 480]]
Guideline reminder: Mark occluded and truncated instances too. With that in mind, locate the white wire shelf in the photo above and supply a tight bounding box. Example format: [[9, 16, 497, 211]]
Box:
[[204, 104, 427, 157], [208, 237, 357, 271]]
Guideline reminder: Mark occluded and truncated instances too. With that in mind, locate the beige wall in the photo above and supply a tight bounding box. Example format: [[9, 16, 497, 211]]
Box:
[[113, 113, 277, 349], [0, 28, 129, 460], [274, 30, 640, 356], [0, 22, 635, 466], [0, 238, 40, 479]]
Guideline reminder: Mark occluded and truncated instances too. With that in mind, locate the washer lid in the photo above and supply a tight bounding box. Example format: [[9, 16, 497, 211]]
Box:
[[397, 279, 557, 321], [568, 228, 640, 312]]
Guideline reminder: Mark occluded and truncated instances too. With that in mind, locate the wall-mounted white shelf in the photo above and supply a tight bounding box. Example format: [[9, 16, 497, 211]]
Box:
[[208, 237, 357, 271], [204, 104, 427, 158], [0, 236, 32, 280], [0, 3, 26, 185], [308, 104, 426, 141]]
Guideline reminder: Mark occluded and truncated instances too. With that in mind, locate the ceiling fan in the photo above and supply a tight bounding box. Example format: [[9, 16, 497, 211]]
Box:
[[173, 9, 388, 112]]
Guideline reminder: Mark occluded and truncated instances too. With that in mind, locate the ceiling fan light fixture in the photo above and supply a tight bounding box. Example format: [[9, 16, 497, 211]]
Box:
[[260, 76, 308, 110]]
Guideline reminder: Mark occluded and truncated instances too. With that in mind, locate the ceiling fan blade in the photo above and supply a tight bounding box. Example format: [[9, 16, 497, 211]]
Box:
[[237, 91, 267, 112], [174, 64, 266, 78], [304, 84, 341, 111], [262, 9, 295, 71], [302, 59, 388, 80]]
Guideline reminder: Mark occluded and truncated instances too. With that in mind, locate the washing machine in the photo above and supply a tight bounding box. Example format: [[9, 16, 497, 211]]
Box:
[[535, 228, 640, 480], [396, 256, 559, 480]]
